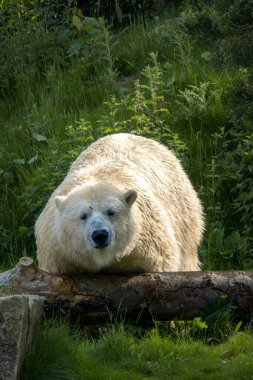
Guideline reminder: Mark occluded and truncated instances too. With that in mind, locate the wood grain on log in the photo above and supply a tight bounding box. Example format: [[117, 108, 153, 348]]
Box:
[[0, 257, 253, 325]]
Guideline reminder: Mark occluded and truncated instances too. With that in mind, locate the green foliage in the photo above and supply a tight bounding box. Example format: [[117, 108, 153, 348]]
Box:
[[75, 0, 153, 26], [176, 81, 223, 120], [205, 229, 248, 270], [178, 0, 253, 269], [21, 321, 81, 380], [181, 0, 253, 68], [0, 2, 253, 270], [202, 75, 253, 269], [21, 320, 253, 380], [0, 1, 72, 97], [181, 4, 221, 40], [99, 52, 188, 153]]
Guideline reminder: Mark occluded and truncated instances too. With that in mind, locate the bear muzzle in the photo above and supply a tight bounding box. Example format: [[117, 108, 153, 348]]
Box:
[[91, 229, 111, 249]]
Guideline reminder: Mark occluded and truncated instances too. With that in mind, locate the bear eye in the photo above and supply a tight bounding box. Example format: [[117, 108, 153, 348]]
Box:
[[80, 213, 87, 220], [107, 210, 115, 217]]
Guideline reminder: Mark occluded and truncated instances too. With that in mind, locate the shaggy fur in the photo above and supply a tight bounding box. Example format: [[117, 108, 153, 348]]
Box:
[[35, 133, 204, 274]]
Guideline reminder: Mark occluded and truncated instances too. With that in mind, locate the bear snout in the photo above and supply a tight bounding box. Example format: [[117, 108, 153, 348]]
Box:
[[91, 229, 110, 248]]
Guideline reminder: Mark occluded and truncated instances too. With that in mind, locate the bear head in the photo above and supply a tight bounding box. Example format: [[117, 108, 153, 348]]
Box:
[[54, 182, 138, 271]]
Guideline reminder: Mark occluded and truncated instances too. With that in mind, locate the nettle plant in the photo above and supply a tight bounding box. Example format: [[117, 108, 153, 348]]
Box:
[[177, 82, 223, 120], [200, 134, 252, 270], [62, 52, 187, 159], [96, 52, 188, 156]]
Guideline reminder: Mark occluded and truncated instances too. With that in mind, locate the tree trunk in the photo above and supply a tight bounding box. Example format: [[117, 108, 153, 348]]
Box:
[[1, 257, 253, 326]]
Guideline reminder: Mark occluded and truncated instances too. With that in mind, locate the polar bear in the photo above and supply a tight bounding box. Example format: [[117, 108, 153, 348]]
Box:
[[35, 133, 204, 274]]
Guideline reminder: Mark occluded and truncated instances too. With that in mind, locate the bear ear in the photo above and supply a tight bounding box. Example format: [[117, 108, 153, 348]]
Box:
[[124, 189, 137, 207], [55, 195, 67, 211]]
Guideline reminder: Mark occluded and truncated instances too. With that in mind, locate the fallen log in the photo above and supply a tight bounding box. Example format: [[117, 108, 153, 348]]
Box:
[[0, 257, 253, 326]]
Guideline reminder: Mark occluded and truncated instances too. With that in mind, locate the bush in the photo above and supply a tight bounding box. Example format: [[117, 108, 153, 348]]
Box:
[[203, 75, 253, 269]]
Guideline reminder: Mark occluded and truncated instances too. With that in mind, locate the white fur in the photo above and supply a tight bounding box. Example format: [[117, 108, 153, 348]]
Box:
[[35, 134, 204, 274]]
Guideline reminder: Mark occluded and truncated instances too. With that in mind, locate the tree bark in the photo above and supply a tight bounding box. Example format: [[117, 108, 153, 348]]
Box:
[[0, 257, 253, 326]]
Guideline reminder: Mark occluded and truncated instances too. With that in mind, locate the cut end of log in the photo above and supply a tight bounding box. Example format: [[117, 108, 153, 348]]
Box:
[[18, 256, 34, 268]]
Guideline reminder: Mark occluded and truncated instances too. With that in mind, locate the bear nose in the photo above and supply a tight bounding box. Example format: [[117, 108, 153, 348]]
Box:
[[91, 229, 109, 245]]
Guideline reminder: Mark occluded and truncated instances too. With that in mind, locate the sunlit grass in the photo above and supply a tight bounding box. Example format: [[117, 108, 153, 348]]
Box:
[[21, 321, 253, 380]]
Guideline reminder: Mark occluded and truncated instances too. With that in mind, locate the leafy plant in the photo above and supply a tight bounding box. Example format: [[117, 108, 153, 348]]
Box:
[[98, 52, 188, 155], [203, 75, 253, 269], [176, 81, 223, 120], [205, 228, 248, 270]]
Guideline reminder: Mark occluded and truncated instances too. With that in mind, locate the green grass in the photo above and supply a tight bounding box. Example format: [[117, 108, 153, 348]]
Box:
[[21, 322, 253, 380]]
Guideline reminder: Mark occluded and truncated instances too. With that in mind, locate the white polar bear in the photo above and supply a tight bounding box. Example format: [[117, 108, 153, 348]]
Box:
[[35, 133, 204, 274]]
